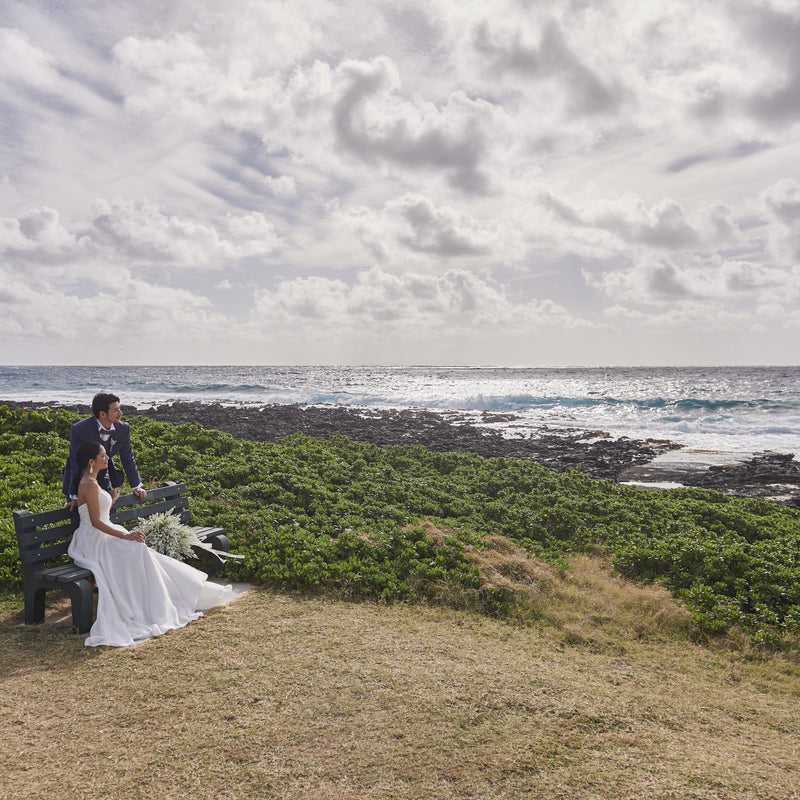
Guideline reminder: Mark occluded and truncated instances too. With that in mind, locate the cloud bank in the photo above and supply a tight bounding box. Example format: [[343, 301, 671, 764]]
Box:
[[1, 0, 799, 365]]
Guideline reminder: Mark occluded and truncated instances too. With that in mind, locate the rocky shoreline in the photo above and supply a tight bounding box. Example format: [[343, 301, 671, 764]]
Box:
[[5, 400, 799, 505]]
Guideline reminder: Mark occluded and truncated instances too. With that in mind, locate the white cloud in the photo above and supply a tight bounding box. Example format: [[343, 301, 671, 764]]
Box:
[[540, 189, 743, 255], [0, 24, 121, 123], [262, 175, 296, 198], [473, 19, 625, 117], [760, 178, 800, 264], [0, 261, 229, 355], [0, 28, 61, 92], [113, 31, 285, 133], [0, 207, 84, 257], [253, 267, 576, 333], [736, 1, 800, 126], [337, 193, 498, 267], [0, 207, 100, 287], [91, 197, 224, 265], [90, 197, 281, 266], [223, 211, 280, 256], [331, 57, 496, 194], [589, 254, 800, 308], [390, 195, 493, 256]]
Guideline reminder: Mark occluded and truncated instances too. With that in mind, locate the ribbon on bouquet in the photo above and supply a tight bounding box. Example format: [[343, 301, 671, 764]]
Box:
[[191, 536, 244, 563]]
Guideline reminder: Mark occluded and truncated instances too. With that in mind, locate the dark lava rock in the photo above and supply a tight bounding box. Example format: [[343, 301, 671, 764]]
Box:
[[118, 401, 678, 482], [684, 452, 800, 506]]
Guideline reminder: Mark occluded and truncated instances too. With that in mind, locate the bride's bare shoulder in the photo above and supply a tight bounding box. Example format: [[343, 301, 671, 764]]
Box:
[[77, 478, 102, 505]]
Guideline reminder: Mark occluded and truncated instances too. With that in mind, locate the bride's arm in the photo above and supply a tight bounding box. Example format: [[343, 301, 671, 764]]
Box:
[[82, 485, 146, 542]]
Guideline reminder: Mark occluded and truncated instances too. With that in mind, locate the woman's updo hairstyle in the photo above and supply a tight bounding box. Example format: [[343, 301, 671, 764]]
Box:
[[76, 441, 105, 472]]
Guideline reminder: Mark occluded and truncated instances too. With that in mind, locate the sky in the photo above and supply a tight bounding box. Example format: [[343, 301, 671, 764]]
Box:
[[1, 0, 799, 367]]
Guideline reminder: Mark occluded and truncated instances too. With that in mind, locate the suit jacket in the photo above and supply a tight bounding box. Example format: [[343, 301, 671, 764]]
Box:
[[62, 416, 142, 499]]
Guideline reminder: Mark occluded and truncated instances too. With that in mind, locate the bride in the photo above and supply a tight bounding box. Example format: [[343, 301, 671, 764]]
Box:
[[68, 440, 232, 647]]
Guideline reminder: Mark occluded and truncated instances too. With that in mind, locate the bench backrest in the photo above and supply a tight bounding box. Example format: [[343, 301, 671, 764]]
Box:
[[13, 507, 79, 577], [13, 482, 193, 575]]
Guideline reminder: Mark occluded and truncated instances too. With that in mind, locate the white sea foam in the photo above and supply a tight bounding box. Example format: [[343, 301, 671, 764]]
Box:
[[1, 365, 798, 456]]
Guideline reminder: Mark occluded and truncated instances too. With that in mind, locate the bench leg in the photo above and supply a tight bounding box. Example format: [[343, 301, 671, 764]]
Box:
[[65, 579, 94, 634], [203, 533, 229, 575], [24, 585, 47, 625], [204, 532, 229, 553]]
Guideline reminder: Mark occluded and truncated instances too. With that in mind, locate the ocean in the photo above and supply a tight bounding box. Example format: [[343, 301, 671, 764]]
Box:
[[0, 365, 798, 457]]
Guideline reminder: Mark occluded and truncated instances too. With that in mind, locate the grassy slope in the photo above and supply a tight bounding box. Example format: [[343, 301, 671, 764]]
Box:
[[1, 564, 799, 800]]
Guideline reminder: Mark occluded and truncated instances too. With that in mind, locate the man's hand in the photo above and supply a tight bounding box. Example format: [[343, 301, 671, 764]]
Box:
[[110, 488, 120, 505], [133, 487, 148, 501], [65, 499, 78, 512]]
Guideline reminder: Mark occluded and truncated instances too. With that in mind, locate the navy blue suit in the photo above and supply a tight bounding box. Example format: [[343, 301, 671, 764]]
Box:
[[62, 416, 142, 499]]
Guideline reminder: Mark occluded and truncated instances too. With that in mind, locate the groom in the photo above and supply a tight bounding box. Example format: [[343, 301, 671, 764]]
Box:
[[63, 392, 147, 510]]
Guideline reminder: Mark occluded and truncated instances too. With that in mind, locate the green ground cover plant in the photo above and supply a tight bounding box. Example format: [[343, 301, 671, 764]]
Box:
[[1, 405, 799, 648]]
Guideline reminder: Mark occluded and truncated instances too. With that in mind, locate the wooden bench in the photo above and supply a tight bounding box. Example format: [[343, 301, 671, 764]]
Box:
[[13, 482, 229, 634]]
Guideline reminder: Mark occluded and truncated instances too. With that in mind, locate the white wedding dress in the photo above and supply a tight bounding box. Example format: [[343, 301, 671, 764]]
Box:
[[68, 490, 233, 647]]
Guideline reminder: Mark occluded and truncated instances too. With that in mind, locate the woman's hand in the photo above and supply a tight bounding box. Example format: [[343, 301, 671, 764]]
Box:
[[127, 528, 147, 543]]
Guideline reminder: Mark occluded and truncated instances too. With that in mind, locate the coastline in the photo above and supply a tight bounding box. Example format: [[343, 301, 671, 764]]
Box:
[[4, 399, 799, 505]]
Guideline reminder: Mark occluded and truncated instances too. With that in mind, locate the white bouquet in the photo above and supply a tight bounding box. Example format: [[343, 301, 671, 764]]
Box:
[[137, 511, 198, 560], [137, 510, 243, 562]]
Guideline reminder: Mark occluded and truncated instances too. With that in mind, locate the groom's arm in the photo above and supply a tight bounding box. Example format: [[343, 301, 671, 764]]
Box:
[[116, 424, 146, 499]]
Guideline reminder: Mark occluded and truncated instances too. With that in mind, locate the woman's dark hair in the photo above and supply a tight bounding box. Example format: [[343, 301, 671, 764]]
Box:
[[76, 441, 105, 472]]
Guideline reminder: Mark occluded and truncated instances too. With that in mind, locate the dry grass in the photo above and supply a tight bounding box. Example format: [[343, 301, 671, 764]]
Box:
[[454, 526, 693, 646], [2, 556, 799, 800]]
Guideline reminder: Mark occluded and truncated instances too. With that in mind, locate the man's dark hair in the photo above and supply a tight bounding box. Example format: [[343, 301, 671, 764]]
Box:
[[91, 392, 120, 418]]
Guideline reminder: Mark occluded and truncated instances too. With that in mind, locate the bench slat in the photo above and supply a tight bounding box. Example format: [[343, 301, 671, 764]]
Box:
[[112, 482, 187, 510], [13, 507, 74, 530], [24, 540, 71, 564], [40, 564, 93, 582], [192, 527, 225, 538], [111, 497, 190, 525], [16, 522, 77, 548]]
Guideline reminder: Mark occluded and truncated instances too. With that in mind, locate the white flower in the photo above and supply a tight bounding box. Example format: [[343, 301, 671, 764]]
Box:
[[137, 511, 198, 560]]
